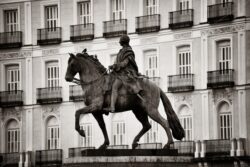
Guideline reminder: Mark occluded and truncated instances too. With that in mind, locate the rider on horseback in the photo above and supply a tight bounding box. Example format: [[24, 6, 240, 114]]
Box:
[[106, 35, 142, 112]]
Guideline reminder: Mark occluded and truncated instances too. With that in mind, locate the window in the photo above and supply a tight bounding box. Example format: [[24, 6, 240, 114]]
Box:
[[178, 46, 191, 75], [80, 123, 92, 147], [78, 1, 91, 24], [6, 65, 20, 91], [179, 0, 190, 10], [45, 5, 58, 29], [145, 0, 159, 15], [46, 61, 59, 87], [179, 105, 192, 141], [217, 41, 231, 71], [113, 121, 125, 145], [218, 101, 232, 139], [4, 10, 18, 32], [6, 119, 20, 153], [111, 0, 125, 20], [47, 117, 60, 150], [144, 50, 158, 78], [145, 119, 158, 143]]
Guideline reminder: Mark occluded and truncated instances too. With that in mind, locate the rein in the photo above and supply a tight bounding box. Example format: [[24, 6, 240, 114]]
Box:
[[72, 69, 109, 86]]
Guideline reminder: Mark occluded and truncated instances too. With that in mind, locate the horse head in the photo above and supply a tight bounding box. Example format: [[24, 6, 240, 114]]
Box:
[[65, 53, 81, 82]]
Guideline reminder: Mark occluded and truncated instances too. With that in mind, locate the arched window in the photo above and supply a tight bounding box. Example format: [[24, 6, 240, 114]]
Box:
[[218, 101, 232, 139], [112, 114, 126, 145], [177, 46, 191, 75], [179, 105, 192, 141], [6, 119, 20, 153], [46, 116, 60, 150], [79, 115, 93, 147], [216, 40, 232, 70], [144, 119, 158, 143]]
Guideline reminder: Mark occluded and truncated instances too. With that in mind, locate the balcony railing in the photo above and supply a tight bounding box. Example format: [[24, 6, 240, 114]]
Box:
[[1, 152, 21, 167], [207, 69, 234, 89], [103, 19, 127, 38], [136, 14, 160, 34], [168, 74, 194, 92], [0, 90, 23, 107], [68, 147, 95, 157], [37, 27, 62, 45], [69, 85, 84, 101], [70, 23, 94, 42], [208, 2, 234, 24], [173, 141, 195, 156], [0, 31, 22, 49], [205, 139, 231, 156], [37, 87, 62, 104], [169, 9, 193, 29], [36, 149, 63, 167]]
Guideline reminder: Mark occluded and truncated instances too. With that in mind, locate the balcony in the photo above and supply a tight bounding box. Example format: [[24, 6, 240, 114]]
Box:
[[69, 85, 84, 101], [173, 141, 195, 156], [36, 149, 63, 167], [168, 74, 194, 92], [0, 90, 23, 108], [70, 23, 94, 42], [68, 147, 95, 157], [37, 87, 62, 104], [136, 14, 160, 34], [208, 2, 234, 24], [0, 31, 22, 49], [205, 139, 231, 156], [103, 19, 127, 38], [207, 69, 234, 89], [37, 27, 62, 45], [169, 9, 193, 29], [0, 152, 21, 167]]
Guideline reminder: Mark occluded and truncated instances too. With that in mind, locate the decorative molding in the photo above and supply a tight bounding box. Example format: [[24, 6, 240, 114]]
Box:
[[140, 37, 157, 45], [211, 89, 233, 105], [201, 24, 245, 36], [172, 94, 192, 109], [0, 51, 32, 60], [42, 105, 60, 120], [2, 108, 22, 122], [42, 49, 59, 56], [174, 32, 192, 40]]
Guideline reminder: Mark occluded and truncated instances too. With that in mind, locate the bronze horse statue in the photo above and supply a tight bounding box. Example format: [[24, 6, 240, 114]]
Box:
[[65, 51, 185, 149]]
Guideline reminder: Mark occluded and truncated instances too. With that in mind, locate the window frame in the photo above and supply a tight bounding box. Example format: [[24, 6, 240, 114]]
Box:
[[46, 61, 59, 88], [145, 0, 159, 15], [112, 121, 126, 145], [79, 123, 93, 147], [0, 5, 20, 32], [77, 1, 92, 24], [111, 0, 125, 20], [6, 65, 20, 91], [144, 49, 159, 78], [177, 46, 192, 75], [144, 119, 158, 143], [4, 9, 19, 32], [178, 105, 193, 141], [217, 40, 232, 70]]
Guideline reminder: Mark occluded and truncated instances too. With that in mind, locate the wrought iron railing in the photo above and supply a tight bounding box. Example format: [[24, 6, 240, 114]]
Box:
[[0, 152, 21, 166], [103, 19, 127, 38], [36, 149, 63, 167], [173, 141, 195, 155], [70, 23, 94, 42], [69, 85, 84, 101], [136, 14, 160, 34], [169, 9, 193, 29], [205, 139, 231, 156], [0, 90, 23, 107], [37, 87, 62, 104], [207, 69, 234, 88], [168, 74, 194, 92], [208, 2, 234, 24], [0, 31, 22, 49], [68, 147, 95, 157], [37, 27, 62, 45]]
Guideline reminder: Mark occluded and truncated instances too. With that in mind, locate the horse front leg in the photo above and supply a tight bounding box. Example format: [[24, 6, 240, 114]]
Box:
[[75, 102, 103, 137], [92, 113, 110, 149]]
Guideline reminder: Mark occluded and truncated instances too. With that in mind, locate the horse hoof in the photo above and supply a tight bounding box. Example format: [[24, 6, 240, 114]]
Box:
[[79, 130, 85, 137], [132, 143, 139, 149], [98, 144, 107, 150]]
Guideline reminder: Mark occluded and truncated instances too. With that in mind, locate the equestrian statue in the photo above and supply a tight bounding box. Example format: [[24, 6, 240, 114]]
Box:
[[65, 35, 185, 150]]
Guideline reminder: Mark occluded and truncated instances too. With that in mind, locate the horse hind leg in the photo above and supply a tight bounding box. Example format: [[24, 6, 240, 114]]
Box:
[[145, 108, 174, 149], [131, 109, 151, 149]]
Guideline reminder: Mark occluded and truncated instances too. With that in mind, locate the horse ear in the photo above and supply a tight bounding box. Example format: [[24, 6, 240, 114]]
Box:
[[69, 53, 76, 59]]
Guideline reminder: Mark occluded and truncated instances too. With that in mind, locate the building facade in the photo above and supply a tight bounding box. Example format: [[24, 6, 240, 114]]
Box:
[[0, 0, 250, 166]]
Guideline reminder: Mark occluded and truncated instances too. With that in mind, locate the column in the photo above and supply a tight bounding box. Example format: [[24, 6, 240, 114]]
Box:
[[202, 93, 210, 139], [195, 140, 201, 158], [25, 108, 33, 151], [238, 91, 247, 138], [24, 151, 31, 167], [24, 2, 32, 45], [200, 33, 208, 89], [237, 31, 246, 85], [236, 138, 245, 156], [25, 57, 33, 105]]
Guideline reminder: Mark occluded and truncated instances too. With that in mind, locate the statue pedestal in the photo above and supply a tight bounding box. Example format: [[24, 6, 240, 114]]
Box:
[[63, 149, 195, 167], [81, 149, 178, 156]]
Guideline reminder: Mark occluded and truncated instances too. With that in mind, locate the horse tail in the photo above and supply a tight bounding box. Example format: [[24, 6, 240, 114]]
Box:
[[160, 89, 185, 140]]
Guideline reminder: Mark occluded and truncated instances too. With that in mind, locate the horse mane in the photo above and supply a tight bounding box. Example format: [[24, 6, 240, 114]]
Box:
[[76, 52, 107, 74]]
